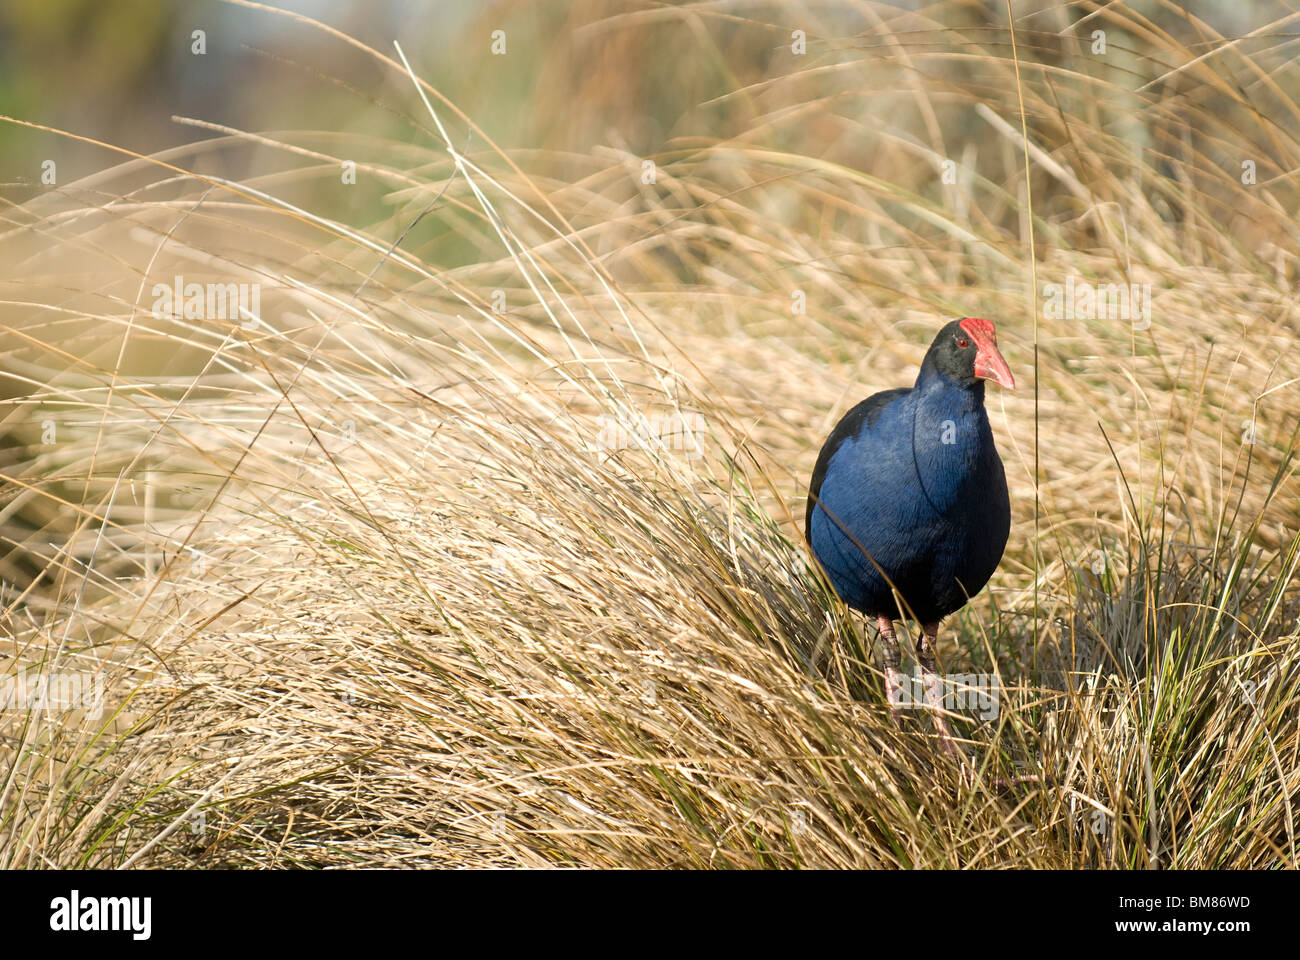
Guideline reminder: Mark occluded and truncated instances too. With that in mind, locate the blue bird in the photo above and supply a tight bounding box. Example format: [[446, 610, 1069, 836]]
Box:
[[806, 318, 1014, 755]]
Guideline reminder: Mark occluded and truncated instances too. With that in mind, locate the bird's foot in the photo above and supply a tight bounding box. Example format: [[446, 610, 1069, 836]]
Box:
[[922, 669, 965, 764], [884, 665, 907, 726], [876, 616, 906, 727]]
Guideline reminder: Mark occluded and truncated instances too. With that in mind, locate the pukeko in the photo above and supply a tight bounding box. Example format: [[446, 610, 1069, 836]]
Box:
[[805, 318, 1014, 756]]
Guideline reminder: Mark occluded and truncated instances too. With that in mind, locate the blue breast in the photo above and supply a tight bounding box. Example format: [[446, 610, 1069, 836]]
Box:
[[808, 371, 1009, 623]]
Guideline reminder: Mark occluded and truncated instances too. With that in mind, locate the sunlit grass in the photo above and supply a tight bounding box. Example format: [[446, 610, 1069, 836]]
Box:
[[1, 0, 1298, 867]]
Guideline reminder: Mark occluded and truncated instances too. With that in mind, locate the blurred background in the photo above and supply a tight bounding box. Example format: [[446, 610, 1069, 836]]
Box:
[[2, 0, 1299, 869], [2, 1, 1290, 180], [3, 0, 1300, 591]]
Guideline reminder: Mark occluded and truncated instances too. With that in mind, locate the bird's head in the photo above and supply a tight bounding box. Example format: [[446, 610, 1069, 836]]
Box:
[[923, 317, 1015, 391]]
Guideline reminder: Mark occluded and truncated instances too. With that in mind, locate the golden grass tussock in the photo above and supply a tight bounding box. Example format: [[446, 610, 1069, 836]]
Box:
[[1, 1, 1298, 868]]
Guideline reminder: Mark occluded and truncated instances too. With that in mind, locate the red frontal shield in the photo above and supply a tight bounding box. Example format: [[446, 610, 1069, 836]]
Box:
[[960, 318, 1015, 389]]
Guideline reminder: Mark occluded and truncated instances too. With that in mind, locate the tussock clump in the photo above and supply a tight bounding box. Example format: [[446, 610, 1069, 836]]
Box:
[[2, 1, 1299, 868]]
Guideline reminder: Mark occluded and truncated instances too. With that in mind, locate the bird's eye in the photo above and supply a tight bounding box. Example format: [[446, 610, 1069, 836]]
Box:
[[956, 337, 970, 349]]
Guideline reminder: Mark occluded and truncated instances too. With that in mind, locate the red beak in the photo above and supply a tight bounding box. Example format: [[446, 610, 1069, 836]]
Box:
[[960, 317, 1015, 390]]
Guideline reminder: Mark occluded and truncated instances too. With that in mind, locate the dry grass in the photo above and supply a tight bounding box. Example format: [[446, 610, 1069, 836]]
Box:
[[1, 1, 1299, 868]]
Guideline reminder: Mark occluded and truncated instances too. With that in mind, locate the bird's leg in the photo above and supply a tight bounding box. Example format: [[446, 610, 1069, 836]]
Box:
[[877, 616, 906, 723], [917, 621, 962, 761]]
